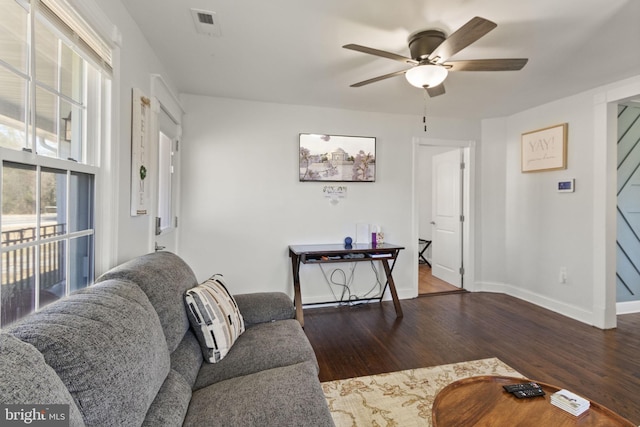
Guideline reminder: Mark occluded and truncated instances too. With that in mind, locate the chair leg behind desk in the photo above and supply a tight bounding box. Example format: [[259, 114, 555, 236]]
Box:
[[419, 239, 431, 267]]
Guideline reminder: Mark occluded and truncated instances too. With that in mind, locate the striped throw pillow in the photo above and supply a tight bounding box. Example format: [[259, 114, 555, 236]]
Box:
[[184, 275, 245, 363]]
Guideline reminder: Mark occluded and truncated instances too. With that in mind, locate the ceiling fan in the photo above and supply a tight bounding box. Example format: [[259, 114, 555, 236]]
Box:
[[343, 16, 528, 97]]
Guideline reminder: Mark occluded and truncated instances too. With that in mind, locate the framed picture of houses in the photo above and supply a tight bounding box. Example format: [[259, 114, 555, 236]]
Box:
[[521, 123, 568, 172], [299, 134, 376, 182]]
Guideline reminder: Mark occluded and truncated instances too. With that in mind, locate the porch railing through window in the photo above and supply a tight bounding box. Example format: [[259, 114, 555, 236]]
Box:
[[1, 224, 66, 326]]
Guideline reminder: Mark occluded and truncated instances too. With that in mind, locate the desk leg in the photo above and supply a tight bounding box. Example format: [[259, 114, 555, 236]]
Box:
[[290, 253, 304, 327], [381, 259, 403, 318]]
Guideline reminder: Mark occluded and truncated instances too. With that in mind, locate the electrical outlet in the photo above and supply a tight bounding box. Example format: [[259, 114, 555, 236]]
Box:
[[559, 267, 568, 284]]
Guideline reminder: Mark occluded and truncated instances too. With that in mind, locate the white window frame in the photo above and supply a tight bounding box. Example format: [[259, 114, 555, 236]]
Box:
[[60, 0, 122, 275], [0, 0, 119, 326]]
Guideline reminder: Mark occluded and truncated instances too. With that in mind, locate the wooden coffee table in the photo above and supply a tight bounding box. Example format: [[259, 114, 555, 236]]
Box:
[[432, 376, 635, 426]]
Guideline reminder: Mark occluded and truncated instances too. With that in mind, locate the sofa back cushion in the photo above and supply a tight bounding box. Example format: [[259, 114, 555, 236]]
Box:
[[0, 333, 86, 427], [9, 280, 170, 427], [96, 251, 198, 352]]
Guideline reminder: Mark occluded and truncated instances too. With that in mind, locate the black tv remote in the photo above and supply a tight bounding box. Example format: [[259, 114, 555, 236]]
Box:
[[512, 388, 545, 398], [502, 382, 541, 393]]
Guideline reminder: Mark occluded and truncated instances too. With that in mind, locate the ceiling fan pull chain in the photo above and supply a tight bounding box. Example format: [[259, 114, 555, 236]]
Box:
[[423, 89, 428, 132]]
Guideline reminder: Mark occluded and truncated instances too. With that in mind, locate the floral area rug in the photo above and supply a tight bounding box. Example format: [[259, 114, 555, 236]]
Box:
[[322, 357, 524, 427]]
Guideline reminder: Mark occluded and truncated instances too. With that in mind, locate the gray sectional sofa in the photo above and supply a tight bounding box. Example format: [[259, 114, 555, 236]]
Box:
[[0, 251, 334, 426]]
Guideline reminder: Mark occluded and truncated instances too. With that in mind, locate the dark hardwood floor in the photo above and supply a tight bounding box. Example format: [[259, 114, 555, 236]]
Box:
[[303, 292, 640, 424], [418, 264, 464, 295]]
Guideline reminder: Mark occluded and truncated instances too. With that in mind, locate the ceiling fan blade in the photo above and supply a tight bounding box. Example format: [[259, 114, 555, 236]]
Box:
[[445, 58, 528, 72], [350, 69, 410, 87], [426, 84, 446, 97], [428, 17, 497, 64], [343, 44, 418, 65]]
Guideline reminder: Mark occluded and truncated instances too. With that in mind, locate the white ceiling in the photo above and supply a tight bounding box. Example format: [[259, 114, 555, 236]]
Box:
[[122, 0, 640, 119]]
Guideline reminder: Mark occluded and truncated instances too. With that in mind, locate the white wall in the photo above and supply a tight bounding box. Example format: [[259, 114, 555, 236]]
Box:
[[478, 75, 640, 326], [179, 95, 479, 300], [85, 0, 640, 326], [62, 0, 640, 330], [91, 0, 180, 267], [476, 118, 508, 286]]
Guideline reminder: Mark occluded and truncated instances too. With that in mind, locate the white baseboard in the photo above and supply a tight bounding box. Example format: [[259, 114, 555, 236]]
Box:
[[303, 283, 637, 326], [617, 300, 640, 315], [475, 281, 596, 326]]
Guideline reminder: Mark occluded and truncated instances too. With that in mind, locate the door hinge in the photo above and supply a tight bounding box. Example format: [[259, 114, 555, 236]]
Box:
[[174, 216, 179, 228], [459, 267, 465, 275], [460, 214, 465, 222], [175, 140, 180, 152], [460, 162, 465, 170]]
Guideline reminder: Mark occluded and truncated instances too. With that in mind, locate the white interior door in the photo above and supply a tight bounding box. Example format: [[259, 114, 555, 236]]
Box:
[[431, 149, 462, 287]]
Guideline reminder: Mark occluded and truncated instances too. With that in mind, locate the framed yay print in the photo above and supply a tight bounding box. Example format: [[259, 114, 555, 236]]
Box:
[[521, 123, 568, 172]]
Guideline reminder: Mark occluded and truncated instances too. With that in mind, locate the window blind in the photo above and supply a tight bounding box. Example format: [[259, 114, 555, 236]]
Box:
[[37, 0, 112, 74]]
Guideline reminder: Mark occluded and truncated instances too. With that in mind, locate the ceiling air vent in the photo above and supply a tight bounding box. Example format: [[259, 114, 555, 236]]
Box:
[[190, 9, 221, 37]]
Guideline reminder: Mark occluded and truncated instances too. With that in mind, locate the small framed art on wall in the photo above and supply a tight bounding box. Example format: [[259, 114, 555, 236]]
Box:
[[521, 123, 568, 173]]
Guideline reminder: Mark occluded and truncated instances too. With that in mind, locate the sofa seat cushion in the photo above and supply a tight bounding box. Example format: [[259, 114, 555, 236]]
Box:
[[184, 361, 334, 427], [0, 333, 86, 427], [9, 280, 170, 427], [185, 275, 245, 363], [193, 319, 318, 390], [142, 369, 192, 427]]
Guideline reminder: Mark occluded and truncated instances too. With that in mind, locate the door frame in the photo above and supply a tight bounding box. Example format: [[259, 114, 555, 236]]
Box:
[[149, 74, 184, 254], [615, 102, 640, 314], [594, 79, 640, 327], [412, 138, 476, 296]]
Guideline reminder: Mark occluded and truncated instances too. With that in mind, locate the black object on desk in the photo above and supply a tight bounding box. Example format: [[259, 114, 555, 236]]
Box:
[[288, 243, 404, 327]]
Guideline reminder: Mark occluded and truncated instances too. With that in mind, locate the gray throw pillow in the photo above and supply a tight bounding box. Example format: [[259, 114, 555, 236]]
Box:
[[184, 275, 245, 363]]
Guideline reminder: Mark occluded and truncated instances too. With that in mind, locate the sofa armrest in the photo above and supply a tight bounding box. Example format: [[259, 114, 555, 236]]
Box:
[[233, 292, 295, 326]]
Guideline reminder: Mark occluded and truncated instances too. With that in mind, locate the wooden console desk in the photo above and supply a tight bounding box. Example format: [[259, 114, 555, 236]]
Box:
[[288, 243, 404, 327]]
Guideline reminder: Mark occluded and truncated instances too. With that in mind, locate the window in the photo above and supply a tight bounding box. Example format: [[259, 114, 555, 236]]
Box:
[[0, 0, 111, 327]]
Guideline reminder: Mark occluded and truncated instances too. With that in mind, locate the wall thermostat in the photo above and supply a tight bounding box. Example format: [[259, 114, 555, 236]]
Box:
[[557, 179, 575, 193]]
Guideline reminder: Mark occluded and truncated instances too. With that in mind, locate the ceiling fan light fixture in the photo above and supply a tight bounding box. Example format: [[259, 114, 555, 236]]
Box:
[[405, 64, 448, 88]]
